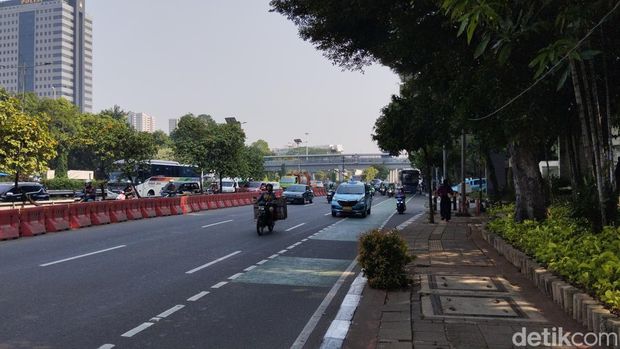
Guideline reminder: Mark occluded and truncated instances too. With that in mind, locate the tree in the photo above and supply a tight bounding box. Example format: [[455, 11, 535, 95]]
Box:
[[171, 114, 210, 190], [251, 139, 273, 156], [372, 164, 389, 180], [241, 145, 266, 180], [114, 130, 158, 197], [362, 167, 379, 182], [0, 92, 57, 188], [204, 123, 247, 190], [151, 130, 171, 148], [100, 105, 129, 121]]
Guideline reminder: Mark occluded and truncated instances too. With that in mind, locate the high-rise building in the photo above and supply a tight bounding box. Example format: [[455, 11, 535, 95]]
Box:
[[0, 0, 93, 112], [168, 118, 178, 134], [128, 112, 154, 133]]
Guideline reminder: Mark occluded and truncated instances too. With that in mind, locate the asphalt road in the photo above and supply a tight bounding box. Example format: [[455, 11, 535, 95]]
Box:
[[0, 194, 425, 349]]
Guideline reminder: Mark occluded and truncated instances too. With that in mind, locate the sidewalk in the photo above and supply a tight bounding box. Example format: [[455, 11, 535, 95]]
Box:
[[344, 215, 604, 349]]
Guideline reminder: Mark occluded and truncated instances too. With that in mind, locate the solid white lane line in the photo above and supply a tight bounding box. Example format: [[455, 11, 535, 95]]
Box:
[[98, 345, 115, 349], [187, 291, 209, 302], [185, 250, 242, 274], [40, 245, 126, 267], [278, 249, 288, 254], [228, 273, 244, 280], [244, 265, 257, 272], [121, 322, 154, 338], [268, 254, 279, 259], [211, 281, 228, 288], [156, 305, 185, 319], [201, 219, 233, 228], [286, 223, 306, 232], [291, 260, 357, 349], [256, 259, 268, 265]]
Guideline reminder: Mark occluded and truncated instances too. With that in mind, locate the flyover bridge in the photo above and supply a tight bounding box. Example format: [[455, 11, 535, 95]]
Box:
[[263, 153, 410, 173]]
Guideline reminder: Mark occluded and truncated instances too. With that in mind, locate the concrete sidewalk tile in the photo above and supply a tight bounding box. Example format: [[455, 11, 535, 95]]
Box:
[[377, 342, 412, 349], [378, 327, 412, 342], [382, 311, 411, 322]]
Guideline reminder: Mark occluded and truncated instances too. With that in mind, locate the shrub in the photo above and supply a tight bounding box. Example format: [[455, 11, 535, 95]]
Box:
[[41, 178, 105, 190], [488, 203, 620, 312], [358, 229, 413, 289]]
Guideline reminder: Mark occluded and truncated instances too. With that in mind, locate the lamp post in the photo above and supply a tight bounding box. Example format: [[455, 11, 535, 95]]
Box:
[[294, 138, 302, 171], [304, 132, 309, 158]]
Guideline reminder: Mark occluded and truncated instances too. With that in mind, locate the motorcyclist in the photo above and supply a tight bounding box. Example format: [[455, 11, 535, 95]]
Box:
[[395, 187, 406, 200], [83, 181, 97, 202], [256, 183, 277, 222]]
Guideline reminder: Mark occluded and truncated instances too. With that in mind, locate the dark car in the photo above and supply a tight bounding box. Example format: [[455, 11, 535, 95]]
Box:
[[0, 182, 50, 202], [282, 184, 314, 204], [160, 181, 201, 197]]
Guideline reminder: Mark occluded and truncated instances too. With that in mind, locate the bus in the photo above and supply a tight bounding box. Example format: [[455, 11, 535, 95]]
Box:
[[108, 160, 200, 197], [399, 168, 420, 194]]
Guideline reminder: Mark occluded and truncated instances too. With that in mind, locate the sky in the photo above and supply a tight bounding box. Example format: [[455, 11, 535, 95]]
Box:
[[89, 0, 401, 153]]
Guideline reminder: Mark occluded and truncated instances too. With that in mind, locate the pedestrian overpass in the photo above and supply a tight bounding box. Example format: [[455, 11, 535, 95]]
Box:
[[263, 153, 411, 176]]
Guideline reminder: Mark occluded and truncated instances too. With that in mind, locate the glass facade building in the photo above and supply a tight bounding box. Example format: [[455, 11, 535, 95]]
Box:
[[0, 0, 92, 112]]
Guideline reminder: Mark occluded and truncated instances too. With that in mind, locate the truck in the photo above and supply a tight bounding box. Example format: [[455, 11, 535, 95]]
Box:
[[279, 171, 311, 189]]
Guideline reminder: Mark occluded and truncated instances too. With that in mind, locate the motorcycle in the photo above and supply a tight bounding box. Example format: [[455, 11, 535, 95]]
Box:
[[387, 187, 395, 198], [256, 204, 275, 235], [396, 196, 406, 214], [379, 187, 386, 196], [326, 189, 335, 203]]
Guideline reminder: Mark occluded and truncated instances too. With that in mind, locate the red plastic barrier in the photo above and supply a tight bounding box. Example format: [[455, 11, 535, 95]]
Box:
[[126, 200, 143, 220], [140, 199, 157, 219], [0, 210, 20, 240], [109, 201, 128, 223], [44, 205, 70, 232], [20, 207, 47, 237], [189, 196, 201, 212], [180, 196, 192, 214], [216, 195, 226, 208], [242, 193, 253, 205], [207, 196, 218, 209], [90, 202, 111, 225], [223, 194, 233, 208], [198, 196, 209, 211], [155, 198, 172, 216], [231, 194, 240, 207], [69, 202, 92, 229], [170, 197, 184, 215]]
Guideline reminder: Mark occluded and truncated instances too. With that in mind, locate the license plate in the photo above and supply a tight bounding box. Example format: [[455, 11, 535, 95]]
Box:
[[343, 206, 352, 212]]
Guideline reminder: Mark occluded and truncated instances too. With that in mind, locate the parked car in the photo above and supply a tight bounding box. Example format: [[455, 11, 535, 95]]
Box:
[[282, 184, 314, 204], [160, 181, 201, 197], [0, 182, 50, 202], [331, 180, 373, 217]]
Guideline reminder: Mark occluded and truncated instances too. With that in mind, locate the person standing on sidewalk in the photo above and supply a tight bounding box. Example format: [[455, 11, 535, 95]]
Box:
[[436, 179, 454, 221]]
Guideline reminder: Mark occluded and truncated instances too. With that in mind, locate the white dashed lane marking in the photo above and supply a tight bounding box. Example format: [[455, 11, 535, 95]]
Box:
[[187, 291, 209, 302], [201, 220, 233, 228], [121, 322, 154, 338], [286, 223, 306, 231], [186, 251, 241, 274], [228, 273, 244, 280], [211, 281, 228, 289], [244, 265, 257, 272]]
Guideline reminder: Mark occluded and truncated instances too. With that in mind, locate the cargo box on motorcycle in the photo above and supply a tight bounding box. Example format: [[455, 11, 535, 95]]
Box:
[[253, 197, 287, 220]]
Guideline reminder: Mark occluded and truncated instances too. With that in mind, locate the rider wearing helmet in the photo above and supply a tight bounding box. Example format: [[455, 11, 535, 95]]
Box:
[[257, 183, 277, 221]]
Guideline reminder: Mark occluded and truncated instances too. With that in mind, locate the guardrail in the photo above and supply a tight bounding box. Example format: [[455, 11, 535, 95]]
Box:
[[0, 189, 326, 241]]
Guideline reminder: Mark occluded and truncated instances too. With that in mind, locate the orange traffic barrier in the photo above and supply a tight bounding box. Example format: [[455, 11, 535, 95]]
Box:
[[126, 200, 143, 220], [44, 204, 70, 232], [207, 196, 218, 209], [69, 202, 92, 229], [140, 199, 157, 219], [109, 201, 128, 223], [216, 195, 226, 208], [0, 209, 20, 240], [180, 196, 192, 214], [156, 198, 172, 216], [231, 194, 240, 207], [20, 207, 47, 237], [170, 197, 184, 215], [90, 202, 111, 225], [242, 193, 253, 205], [189, 196, 201, 212], [223, 194, 233, 208], [198, 196, 209, 211]]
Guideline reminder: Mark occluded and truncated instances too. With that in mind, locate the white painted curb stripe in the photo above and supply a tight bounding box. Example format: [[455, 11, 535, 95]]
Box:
[[186, 250, 241, 274], [244, 265, 257, 272], [187, 291, 209, 302], [268, 254, 279, 259], [324, 213, 331, 216], [156, 305, 184, 319], [201, 219, 233, 228], [211, 281, 228, 289], [291, 260, 357, 349], [278, 250, 288, 254], [40, 245, 126, 267], [286, 223, 306, 231], [121, 322, 154, 338], [256, 259, 268, 265], [302, 238, 308, 242], [98, 345, 115, 349], [320, 273, 367, 348]]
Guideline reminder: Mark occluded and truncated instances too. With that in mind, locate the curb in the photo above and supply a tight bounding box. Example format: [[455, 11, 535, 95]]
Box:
[[478, 227, 620, 348]]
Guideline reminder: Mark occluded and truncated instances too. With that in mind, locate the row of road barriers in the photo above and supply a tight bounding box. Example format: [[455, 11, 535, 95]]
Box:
[[0, 189, 326, 241]]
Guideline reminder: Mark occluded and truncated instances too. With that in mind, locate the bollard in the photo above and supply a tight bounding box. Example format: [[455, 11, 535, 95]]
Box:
[[452, 196, 457, 211]]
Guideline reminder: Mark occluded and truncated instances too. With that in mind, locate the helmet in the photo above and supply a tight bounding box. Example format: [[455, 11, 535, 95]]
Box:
[[266, 183, 274, 191]]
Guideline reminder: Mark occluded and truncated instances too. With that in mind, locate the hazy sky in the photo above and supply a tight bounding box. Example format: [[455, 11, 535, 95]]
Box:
[[89, 1, 401, 153]]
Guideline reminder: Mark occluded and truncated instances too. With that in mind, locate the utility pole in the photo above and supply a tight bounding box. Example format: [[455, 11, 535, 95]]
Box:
[[459, 130, 469, 216], [442, 145, 447, 182]]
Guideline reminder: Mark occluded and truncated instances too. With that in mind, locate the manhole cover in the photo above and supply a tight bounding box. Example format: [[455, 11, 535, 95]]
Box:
[[430, 295, 525, 318], [429, 275, 507, 292]]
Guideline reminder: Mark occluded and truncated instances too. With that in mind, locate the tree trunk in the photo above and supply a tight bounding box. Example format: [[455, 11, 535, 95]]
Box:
[[508, 139, 546, 222], [570, 59, 594, 177], [579, 60, 608, 226], [423, 148, 434, 224], [483, 151, 501, 202]]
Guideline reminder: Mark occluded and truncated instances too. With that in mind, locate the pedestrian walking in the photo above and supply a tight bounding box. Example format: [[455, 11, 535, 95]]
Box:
[[436, 179, 454, 221]]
